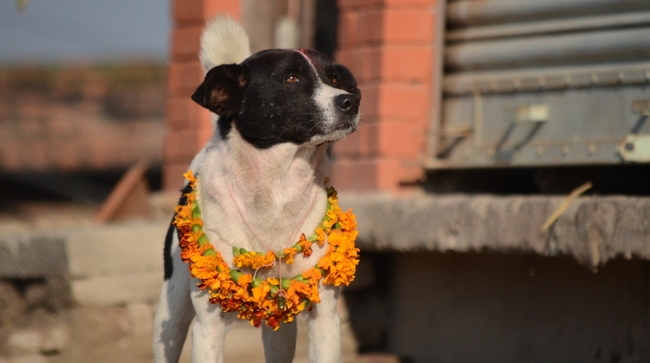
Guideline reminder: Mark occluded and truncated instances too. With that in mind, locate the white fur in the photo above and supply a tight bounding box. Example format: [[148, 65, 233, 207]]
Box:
[[153, 16, 349, 363], [291, 49, 360, 144], [314, 84, 354, 131], [200, 15, 251, 71]]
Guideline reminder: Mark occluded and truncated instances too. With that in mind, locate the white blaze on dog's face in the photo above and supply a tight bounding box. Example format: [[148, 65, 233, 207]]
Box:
[[191, 48, 361, 149]]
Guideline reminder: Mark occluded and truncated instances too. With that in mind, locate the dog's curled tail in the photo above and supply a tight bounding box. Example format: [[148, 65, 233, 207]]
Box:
[[200, 15, 251, 72]]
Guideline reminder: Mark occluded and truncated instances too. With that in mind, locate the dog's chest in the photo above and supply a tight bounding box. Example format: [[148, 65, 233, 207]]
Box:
[[197, 181, 329, 278]]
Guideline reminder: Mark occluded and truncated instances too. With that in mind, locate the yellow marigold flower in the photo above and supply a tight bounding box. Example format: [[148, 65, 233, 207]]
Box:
[[282, 248, 297, 265], [252, 283, 270, 303], [315, 228, 326, 246], [183, 170, 197, 184], [337, 209, 357, 231], [298, 234, 312, 256], [302, 268, 322, 284], [285, 285, 300, 306], [266, 277, 280, 286], [237, 273, 253, 286]]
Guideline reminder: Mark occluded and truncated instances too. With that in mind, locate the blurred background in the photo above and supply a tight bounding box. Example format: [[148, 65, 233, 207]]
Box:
[[2, 0, 650, 362], [0, 0, 168, 226]]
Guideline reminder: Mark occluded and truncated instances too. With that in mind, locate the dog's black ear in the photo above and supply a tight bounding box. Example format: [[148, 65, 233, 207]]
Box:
[[191, 64, 246, 116]]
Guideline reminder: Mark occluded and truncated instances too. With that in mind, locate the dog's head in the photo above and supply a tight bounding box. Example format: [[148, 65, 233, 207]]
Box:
[[191, 49, 361, 149]]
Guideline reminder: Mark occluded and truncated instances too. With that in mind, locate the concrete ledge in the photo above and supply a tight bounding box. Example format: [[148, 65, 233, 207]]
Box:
[[3, 194, 649, 306], [0, 234, 70, 309], [0, 235, 67, 278], [1, 220, 169, 307], [66, 222, 168, 279], [341, 194, 650, 268], [71, 271, 163, 306]]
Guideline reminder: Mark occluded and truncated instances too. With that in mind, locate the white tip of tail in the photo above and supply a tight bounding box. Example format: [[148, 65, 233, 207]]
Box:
[[199, 15, 251, 71]]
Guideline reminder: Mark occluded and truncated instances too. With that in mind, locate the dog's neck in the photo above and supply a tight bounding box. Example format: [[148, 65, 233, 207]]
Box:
[[198, 127, 328, 253]]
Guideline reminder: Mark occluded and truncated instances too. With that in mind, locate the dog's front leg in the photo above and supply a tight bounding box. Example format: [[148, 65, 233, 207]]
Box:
[[262, 321, 297, 363], [307, 285, 342, 363], [190, 285, 234, 363]]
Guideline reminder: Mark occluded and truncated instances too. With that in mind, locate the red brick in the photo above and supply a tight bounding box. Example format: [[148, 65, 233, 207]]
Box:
[[166, 96, 191, 130], [328, 158, 354, 191], [52, 142, 81, 170], [382, 8, 434, 43], [1, 145, 19, 170], [338, 11, 359, 46], [166, 96, 212, 130], [357, 9, 383, 43], [164, 127, 212, 163], [335, 48, 363, 77], [197, 121, 213, 145], [168, 60, 204, 97], [383, 0, 437, 7], [379, 83, 430, 120], [374, 158, 424, 190], [360, 47, 381, 82], [379, 45, 432, 83], [339, 0, 436, 10], [164, 161, 193, 191], [333, 126, 372, 157], [332, 131, 360, 157], [331, 157, 424, 193], [174, 0, 242, 26], [357, 125, 372, 156], [336, 0, 369, 10], [330, 158, 377, 192], [358, 83, 378, 118], [204, 0, 242, 20], [362, 83, 430, 121], [368, 121, 425, 158], [171, 26, 203, 61], [173, 0, 204, 25]]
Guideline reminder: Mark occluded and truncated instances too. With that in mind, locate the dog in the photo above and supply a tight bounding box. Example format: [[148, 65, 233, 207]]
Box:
[[153, 15, 361, 363]]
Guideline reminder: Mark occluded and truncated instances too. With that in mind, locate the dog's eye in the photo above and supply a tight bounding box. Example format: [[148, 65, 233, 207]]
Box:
[[331, 77, 338, 84], [285, 75, 300, 83]]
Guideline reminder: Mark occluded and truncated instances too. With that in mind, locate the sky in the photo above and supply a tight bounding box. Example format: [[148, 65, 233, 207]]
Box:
[[0, 0, 171, 64]]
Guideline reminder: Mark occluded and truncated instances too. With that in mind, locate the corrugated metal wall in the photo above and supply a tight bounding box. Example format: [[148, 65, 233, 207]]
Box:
[[434, 0, 650, 167]]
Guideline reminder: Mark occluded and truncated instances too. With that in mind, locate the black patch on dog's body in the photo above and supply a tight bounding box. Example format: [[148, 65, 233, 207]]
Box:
[[163, 181, 195, 281], [163, 218, 175, 280], [192, 49, 360, 149]]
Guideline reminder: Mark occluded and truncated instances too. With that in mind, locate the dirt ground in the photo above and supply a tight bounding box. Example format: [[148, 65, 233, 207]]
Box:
[[1, 303, 366, 363]]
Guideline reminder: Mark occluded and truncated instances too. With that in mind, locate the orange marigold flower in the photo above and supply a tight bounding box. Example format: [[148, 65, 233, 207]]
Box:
[[282, 248, 297, 265], [302, 268, 322, 284], [252, 283, 270, 303], [183, 170, 197, 184], [298, 234, 312, 256], [315, 228, 326, 246], [266, 277, 280, 286], [337, 209, 357, 231], [237, 273, 253, 286], [174, 172, 358, 330]]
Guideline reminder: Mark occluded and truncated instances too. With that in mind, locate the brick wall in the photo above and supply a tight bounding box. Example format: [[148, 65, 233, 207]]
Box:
[[332, 0, 438, 194], [0, 65, 165, 172], [164, 0, 243, 191], [164, 0, 439, 194]]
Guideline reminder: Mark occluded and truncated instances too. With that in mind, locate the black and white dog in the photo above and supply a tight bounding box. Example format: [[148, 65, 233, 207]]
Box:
[[153, 16, 360, 363]]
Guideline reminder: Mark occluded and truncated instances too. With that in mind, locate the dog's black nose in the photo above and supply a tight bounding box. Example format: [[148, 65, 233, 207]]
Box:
[[335, 94, 359, 114]]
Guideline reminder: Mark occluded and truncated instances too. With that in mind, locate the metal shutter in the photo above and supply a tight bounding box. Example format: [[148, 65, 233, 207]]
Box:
[[434, 0, 650, 168]]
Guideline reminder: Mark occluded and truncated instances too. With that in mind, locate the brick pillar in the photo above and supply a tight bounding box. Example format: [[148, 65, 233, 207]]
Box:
[[332, 0, 438, 194], [164, 0, 243, 191]]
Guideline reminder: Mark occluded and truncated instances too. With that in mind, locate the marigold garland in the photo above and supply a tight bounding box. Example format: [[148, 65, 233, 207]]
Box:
[[173, 171, 359, 330]]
